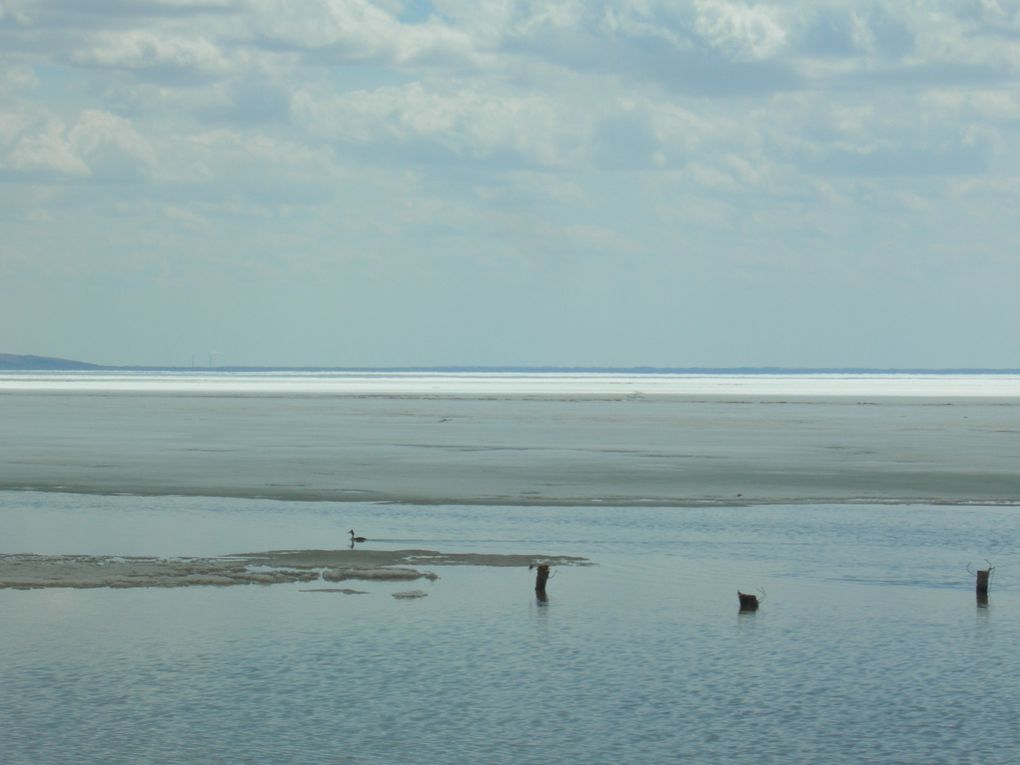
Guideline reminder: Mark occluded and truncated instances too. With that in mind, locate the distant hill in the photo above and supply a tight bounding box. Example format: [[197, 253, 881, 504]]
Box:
[[0, 354, 101, 370]]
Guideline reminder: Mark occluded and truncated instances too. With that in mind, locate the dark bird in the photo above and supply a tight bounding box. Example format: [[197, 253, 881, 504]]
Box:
[[349, 529, 367, 543]]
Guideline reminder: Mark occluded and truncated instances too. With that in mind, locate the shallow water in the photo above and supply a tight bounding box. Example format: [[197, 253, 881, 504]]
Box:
[[3, 493, 1019, 765], [3, 372, 1020, 764]]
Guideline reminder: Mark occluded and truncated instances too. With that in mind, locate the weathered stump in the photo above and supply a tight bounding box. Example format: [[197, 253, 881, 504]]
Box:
[[976, 568, 991, 598], [532, 564, 550, 596], [738, 591, 759, 612]]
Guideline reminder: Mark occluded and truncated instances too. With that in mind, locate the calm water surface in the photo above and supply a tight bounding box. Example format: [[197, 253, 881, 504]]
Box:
[[3, 493, 1019, 765]]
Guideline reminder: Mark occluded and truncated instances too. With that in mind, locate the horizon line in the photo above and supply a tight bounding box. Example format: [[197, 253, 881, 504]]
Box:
[[4, 355, 1020, 375]]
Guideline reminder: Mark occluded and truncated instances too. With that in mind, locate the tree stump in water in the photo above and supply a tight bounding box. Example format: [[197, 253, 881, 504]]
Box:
[[976, 568, 991, 598], [969, 562, 995, 602], [738, 591, 759, 612], [531, 563, 550, 597]]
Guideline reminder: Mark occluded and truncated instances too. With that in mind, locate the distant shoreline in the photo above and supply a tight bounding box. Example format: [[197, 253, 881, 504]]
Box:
[[3, 354, 1020, 375]]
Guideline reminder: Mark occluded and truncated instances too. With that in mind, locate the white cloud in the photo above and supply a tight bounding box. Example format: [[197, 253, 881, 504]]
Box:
[[248, 0, 404, 52], [0, 112, 31, 147], [9, 119, 91, 176], [923, 89, 1020, 122], [69, 109, 158, 176], [145, 0, 237, 8], [293, 81, 584, 166], [693, 0, 788, 60], [247, 0, 479, 67], [5, 109, 156, 179], [72, 29, 233, 76], [0, 0, 31, 24], [4, 0, 1020, 366], [0, 65, 38, 95]]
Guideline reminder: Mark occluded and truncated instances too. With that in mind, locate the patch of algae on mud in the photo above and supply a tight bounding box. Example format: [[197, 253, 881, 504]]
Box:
[[0, 549, 589, 590]]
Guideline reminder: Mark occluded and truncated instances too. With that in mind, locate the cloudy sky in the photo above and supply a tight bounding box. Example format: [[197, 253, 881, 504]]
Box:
[[2, 0, 1019, 368]]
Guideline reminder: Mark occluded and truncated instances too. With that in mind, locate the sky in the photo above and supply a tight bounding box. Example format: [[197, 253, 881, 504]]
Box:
[[2, 0, 1020, 368]]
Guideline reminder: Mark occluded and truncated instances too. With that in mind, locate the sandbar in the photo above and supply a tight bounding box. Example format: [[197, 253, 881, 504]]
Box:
[[3, 389, 1020, 506]]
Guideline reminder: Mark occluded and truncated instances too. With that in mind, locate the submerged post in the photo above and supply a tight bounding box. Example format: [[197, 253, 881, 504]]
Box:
[[976, 568, 991, 598], [968, 561, 994, 602], [738, 591, 759, 612], [531, 563, 550, 599]]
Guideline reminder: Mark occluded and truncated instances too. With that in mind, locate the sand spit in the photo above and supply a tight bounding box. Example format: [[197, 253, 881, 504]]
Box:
[[0, 549, 589, 590], [392, 590, 429, 599], [321, 566, 435, 582]]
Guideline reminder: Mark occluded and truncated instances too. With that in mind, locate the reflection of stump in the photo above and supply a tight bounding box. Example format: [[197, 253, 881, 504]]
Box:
[[738, 591, 759, 611], [976, 569, 991, 597], [533, 564, 550, 595]]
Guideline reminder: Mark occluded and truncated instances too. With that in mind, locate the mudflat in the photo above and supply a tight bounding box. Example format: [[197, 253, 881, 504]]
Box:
[[2, 388, 1019, 506], [0, 548, 588, 589]]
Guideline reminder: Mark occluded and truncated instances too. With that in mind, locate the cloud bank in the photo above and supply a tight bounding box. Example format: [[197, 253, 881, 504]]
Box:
[[2, 0, 1019, 366]]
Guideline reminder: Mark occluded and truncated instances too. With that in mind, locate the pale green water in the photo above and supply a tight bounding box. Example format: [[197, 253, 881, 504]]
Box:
[[2, 493, 1019, 765]]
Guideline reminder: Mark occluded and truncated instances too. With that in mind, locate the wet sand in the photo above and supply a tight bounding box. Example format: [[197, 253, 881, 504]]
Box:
[[3, 389, 1020, 506]]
